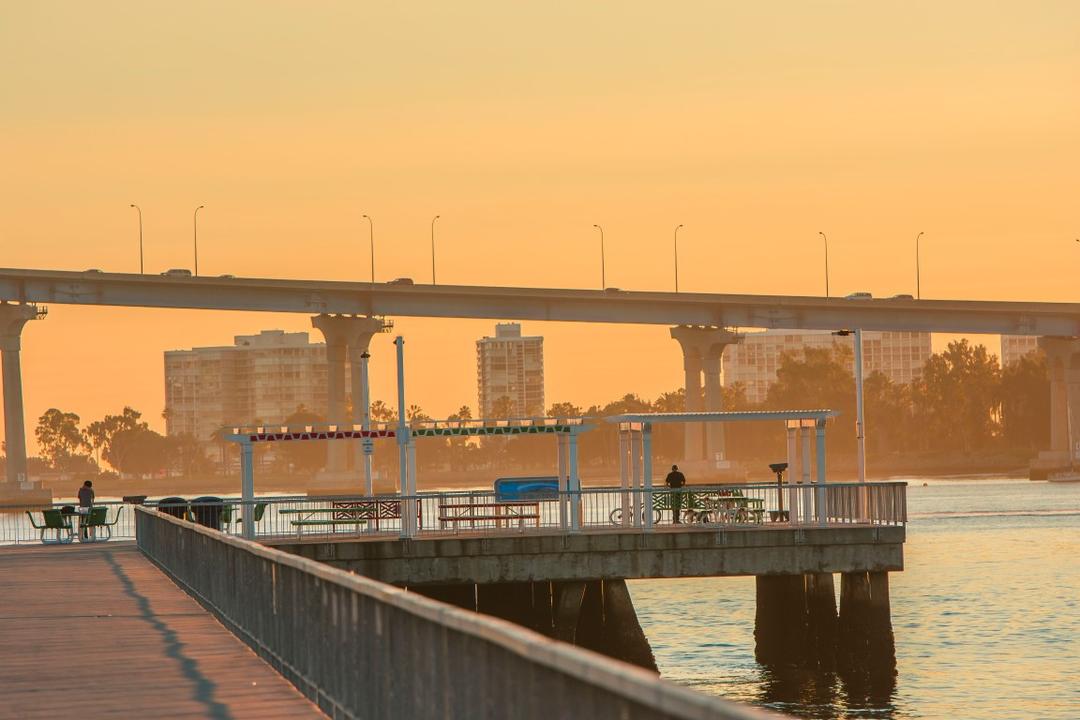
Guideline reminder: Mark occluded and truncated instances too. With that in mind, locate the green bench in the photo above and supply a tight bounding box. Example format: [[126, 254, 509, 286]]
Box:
[[26, 509, 74, 544], [78, 506, 124, 541]]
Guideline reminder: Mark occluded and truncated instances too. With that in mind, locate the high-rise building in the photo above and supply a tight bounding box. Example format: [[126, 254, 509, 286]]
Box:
[[164, 330, 329, 442], [722, 329, 933, 404], [1000, 335, 1039, 367], [476, 323, 544, 418]]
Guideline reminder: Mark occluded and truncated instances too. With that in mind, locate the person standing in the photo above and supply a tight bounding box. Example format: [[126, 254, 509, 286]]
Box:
[[665, 464, 686, 524], [76, 480, 95, 540], [77, 480, 95, 508]]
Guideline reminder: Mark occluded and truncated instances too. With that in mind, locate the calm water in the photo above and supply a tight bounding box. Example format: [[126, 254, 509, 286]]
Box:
[[630, 479, 1080, 719]]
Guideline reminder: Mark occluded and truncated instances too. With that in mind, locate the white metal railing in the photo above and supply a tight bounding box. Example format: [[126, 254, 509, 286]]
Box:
[[1, 482, 905, 546]]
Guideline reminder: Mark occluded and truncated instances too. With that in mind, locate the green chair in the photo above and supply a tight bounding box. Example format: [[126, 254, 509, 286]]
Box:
[[27, 509, 74, 544], [81, 506, 121, 540], [232, 502, 268, 531]]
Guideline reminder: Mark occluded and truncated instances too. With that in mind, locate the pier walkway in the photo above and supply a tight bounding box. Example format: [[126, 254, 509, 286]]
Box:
[[0, 543, 322, 719]]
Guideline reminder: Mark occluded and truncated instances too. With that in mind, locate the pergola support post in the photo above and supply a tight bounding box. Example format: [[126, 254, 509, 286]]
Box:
[[240, 441, 255, 540]]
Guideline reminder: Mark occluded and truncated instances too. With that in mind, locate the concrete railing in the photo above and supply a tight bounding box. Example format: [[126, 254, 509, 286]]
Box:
[[135, 507, 780, 720]]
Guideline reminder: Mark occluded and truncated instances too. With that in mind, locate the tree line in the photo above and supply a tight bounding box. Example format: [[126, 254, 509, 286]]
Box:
[[20, 339, 1048, 481]]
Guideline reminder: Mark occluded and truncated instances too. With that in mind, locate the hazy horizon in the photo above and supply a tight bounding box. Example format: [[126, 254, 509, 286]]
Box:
[[3, 1, 1078, 450]]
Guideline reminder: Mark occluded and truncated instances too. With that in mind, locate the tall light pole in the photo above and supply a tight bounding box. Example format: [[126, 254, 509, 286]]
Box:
[[430, 215, 440, 284], [130, 204, 144, 273], [915, 231, 925, 299], [674, 224, 684, 292], [363, 214, 375, 283], [594, 224, 605, 288], [833, 329, 866, 483], [819, 231, 829, 298], [193, 205, 205, 276]]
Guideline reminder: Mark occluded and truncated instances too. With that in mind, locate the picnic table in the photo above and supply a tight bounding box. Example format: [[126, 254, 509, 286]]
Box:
[[437, 500, 541, 530]]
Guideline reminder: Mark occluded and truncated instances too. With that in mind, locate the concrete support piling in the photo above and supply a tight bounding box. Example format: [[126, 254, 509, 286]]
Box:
[[669, 326, 742, 473], [805, 572, 838, 670], [310, 314, 388, 484], [0, 303, 40, 489]]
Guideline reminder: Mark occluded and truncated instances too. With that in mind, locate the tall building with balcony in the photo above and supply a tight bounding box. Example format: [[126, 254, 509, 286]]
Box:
[[1000, 335, 1039, 367], [476, 323, 545, 418], [164, 330, 329, 443], [723, 329, 933, 404]]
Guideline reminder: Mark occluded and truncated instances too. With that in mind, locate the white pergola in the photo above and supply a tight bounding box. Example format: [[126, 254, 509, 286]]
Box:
[[603, 410, 840, 529]]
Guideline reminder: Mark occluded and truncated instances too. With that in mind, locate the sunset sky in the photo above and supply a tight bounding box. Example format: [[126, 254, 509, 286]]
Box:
[[2, 2, 1079, 448]]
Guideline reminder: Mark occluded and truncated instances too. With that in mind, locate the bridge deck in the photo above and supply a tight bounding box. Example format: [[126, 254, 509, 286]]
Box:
[[0, 543, 323, 719]]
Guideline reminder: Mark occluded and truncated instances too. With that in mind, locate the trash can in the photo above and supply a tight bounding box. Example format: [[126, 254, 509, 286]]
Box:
[[158, 497, 189, 520], [122, 495, 147, 505], [190, 496, 224, 530]]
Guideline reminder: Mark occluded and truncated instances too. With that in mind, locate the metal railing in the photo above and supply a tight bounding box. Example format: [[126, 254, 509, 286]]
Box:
[[3, 482, 905, 546], [135, 507, 779, 720]]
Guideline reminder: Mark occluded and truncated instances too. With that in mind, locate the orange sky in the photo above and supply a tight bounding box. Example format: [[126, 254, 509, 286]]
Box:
[[2, 2, 1079, 449]]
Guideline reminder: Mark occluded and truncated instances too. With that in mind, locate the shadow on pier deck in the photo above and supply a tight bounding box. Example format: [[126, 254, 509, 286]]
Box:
[[0, 543, 322, 719]]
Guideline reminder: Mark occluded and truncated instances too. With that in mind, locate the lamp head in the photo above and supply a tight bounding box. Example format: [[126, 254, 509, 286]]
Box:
[[769, 462, 788, 474]]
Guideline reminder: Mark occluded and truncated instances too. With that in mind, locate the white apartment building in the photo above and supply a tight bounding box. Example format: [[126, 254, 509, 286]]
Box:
[[723, 329, 933, 404], [165, 330, 329, 442], [1000, 335, 1039, 367], [476, 323, 545, 418]]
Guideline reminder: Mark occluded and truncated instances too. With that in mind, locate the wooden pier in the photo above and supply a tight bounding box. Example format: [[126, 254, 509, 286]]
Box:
[[0, 543, 322, 719]]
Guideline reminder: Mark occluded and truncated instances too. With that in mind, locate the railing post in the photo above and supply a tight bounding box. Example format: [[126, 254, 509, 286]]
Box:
[[642, 423, 654, 532], [568, 433, 581, 532], [618, 427, 630, 527], [241, 441, 255, 539], [630, 427, 641, 527], [557, 434, 569, 530], [815, 419, 827, 527]]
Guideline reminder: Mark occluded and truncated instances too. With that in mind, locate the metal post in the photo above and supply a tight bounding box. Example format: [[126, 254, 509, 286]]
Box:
[[557, 434, 568, 530], [618, 427, 630, 526], [642, 423, 654, 532], [360, 351, 373, 495], [815, 419, 827, 526], [568, 433, 581, 532], [801, 423, 813, 522], [786, 423, 799, 524], [193, 205, 204, 276], [630, 425, 635, 526], [854, 328, 866, 483], [240, 442, 255, 539], [395, 337, 408, 497], [405, 437, 418, 537]]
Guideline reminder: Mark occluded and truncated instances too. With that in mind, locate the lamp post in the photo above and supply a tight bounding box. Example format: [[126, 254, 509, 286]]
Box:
[[430, 215, 440, 284], [594, 224, 605, 289], [193, 205, 204, 276], [363, 214, 375, 283], [674, 224, 684, 292], [130, 204, 144, 273], [819, 231, 829, 298], [833, 329, 866, 482], [916, 231, 925, 299], [360, 350, 373, 495]]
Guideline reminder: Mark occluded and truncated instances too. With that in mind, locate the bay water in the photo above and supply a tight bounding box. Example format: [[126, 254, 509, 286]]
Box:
[[630, 479, 1080, 719]]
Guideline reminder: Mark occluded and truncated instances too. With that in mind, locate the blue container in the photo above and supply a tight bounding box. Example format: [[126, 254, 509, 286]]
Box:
[[494, 476, 559, 501]]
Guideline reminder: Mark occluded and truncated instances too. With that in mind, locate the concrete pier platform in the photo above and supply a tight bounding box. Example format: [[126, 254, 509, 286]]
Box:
[[270, 525, 905, 585], [0, 543, 322, 719]]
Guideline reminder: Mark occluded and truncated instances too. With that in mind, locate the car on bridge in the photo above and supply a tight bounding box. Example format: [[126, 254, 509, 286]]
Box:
[[389, 277, 414, 285], [161, 268, 193, 278]]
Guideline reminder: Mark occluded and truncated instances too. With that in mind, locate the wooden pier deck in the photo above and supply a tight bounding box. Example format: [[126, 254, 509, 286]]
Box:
[[0, 542, 323, 719]]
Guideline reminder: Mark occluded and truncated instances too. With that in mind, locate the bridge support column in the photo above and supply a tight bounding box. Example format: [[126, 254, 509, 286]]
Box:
[[310, 315, 389, 483], [1034, 337, 1080, 476], [670, 326, 741, 474], [0, 304, 42, 490]]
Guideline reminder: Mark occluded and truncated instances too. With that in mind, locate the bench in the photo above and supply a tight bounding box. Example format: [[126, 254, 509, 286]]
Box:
[[438, 501, 541, 530], [279, 499, 423, 538]]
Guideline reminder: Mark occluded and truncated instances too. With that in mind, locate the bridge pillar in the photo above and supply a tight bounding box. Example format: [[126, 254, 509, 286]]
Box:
[[1033, 337, 1080, 476], [310, 315, 389, 480], [0, 304, 42, 490], [670, 326, 741, 473]]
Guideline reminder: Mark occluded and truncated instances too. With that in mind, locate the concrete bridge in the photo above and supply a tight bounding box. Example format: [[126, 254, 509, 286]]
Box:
[[3, 266, 1079, 493]]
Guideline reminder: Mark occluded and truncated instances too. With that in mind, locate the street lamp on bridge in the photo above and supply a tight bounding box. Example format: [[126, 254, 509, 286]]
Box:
[[916, 231, 925, 299], [674, 224, 684, 293], [431, 215, 440, 285], [819, 231, 829, 298], [363, 214, 375, 284], [193, 205, 205, 276], [594, 224, 605, 289], [130, 204, 144, 273]]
